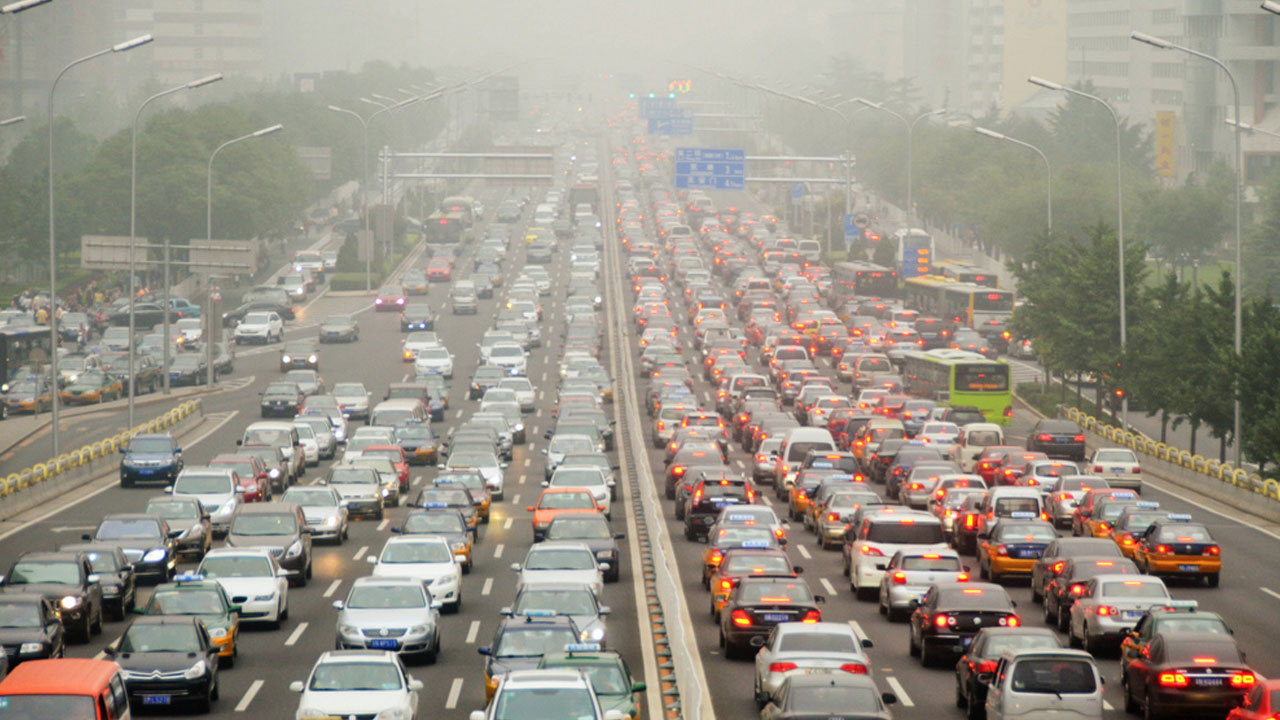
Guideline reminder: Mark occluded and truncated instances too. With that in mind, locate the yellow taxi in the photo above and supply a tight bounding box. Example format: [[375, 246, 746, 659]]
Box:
[[1071, 488, 1140, 538], [1106, 501, 1167, 558], [706, 547, 797, 620], [58, 370, 124, 405], [700, 526, 781, 588], [433, 470, 491, 524], [1132, 516, 1221, 587], [525, 226, 551, 244], [528, 487, 602, 542], [141, 575, 241, 665], [977, 512, 1057, 583]]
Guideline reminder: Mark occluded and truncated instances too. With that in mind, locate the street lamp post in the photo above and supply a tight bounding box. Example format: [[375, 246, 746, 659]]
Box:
[[0, 0, 52, 12], [1029, 75, 1128, 427], [47, 33, 152, 456], [129, 73, 222, 425], [0, 115, 24, 126], [1132, 30, 1243, 466], [975, 126, 1052, 232], [855, 99, 914, 223], [205, 123, 283, 385]]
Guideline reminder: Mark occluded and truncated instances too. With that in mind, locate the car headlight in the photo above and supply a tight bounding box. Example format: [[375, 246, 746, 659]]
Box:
[[18, 642, 42, 654], [285, 540, 303, 558], [450, 541, 467, 551], [217, 499, 237, 516], [373, 708, 411, 720], [208, 626, 228, 639], [596, 550, 613, 561], [183, 660, 208, 680], [102, 583, 121, 596], [142, 548, 167, 563], [60, 595, 81, 611], [299, 709, 329, 720], [308, 355, 317, 363], [514, 422, 524, 432], [409, 625, 429, 635], [281, 355, 291, 363], [269, 468, 281, 478], [338, 624, 360, 636], [323, 514, 341, 527], [381, 488, 391, 497], [582, 627, 606, 642], [254, 592, 276, 601]]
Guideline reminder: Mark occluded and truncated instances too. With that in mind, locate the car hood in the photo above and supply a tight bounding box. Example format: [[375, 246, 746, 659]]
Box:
[[300, 690, 410, 716], [301, 507, 342, 525], [117, 651, 205, 674], [211, 576, 277, 599], [92, 540, 167, 564], [519, 569, 600, 587], [330, 483, 379, 500], [125, 452, 178, 465], [339, 606, 434, 628], [183, 493, 235, 513], [0, 627, 49, 644]]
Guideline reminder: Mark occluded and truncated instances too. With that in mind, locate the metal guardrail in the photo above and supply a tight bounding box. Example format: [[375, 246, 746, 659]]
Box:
[[1, 399, 203, 498], [1061, 406, 1280, 501]]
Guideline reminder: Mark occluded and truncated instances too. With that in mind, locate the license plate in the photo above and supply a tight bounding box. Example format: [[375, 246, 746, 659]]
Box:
[[1179, 564, 1199, 572], [762, 613, 789, 622], [369, 638, 399, 650], [1196, 678, 1224, 687], [140, 469, 155, 475], [142, 696, 171, 705], [1122, 610, 1142, 619], [1017, 549, 1040, 559], [962, 636, 973, 647]]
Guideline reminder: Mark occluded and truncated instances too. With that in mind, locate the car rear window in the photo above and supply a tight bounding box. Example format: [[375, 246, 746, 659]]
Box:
[[865, 521, 944, 544], [787, 440, 835, 462], [1010, 659, 1096, 694], [778, 632, 856, 653]]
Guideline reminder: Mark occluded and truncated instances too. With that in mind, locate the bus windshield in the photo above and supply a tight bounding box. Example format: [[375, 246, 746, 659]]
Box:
[[955, 364, 1009, 392], [973, 292, 1014, 312]]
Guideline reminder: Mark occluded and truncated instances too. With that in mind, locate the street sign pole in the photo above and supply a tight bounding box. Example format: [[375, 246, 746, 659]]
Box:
[[162, 238, 171, 395]]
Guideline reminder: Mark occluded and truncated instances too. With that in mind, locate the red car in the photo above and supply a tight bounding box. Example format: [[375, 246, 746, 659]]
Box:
[[374, 291, 406, 312], [425, 257, 453, 281], [974, 445, 1025, 485], [1226, 678, 1280, 719], [210, 454, 270, 502]]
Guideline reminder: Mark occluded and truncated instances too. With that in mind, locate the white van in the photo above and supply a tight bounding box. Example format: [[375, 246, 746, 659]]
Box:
[[982, 649, 1103, 720], [773, 427, 837, 489], [958, 422, 1005, 471], [795, 239, 822, 263], [369, 399, 427, 427]]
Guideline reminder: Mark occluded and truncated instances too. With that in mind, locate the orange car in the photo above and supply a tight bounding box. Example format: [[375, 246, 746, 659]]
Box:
[[528, 487, 602, 541]]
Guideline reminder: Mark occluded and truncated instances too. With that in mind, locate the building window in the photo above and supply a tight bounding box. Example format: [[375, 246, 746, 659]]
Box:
[[1152, 62, 1183, 79], [1150, 88, 1183, 104], [1152, 8, 1175, 24]]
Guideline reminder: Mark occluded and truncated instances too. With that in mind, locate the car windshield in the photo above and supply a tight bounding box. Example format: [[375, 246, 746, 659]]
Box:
[[739, 581, 814, 603], [1010, 659, 1097, 694], [346, 585, 426, 609], [525, 549, 594, 571], [146, 500, 198, 522], [6, 561, 79, 585], [119, 623, 201, 653], [547, 518, 612, 540], [245, 428, 291, 446], [514, 588, 596, 615], [550, 469, 604, 487], [994, 524, 1056, 543], [149, 589, 225, 615], [231, 514, 297, 536], [0, 602, 42, 628], [539, 492, 596, 510], [198, 555, 273, 578], [130, 438, 173, 454], [1095, 449, 1136, 463], [282, 489, 338, 508], [328, 469, 378, 486], [1155, 616, 1231, 634], [402, 513, 465, 534], [723, 555, 791, 574], [778, 631, 858, 653], [95, 518, 160, 541], [493, 627, 579, 658], [82, 551, 122, 573], [380, 542, 451, 564], [308, 662, 403, 691], [244, 313, 271, 324]]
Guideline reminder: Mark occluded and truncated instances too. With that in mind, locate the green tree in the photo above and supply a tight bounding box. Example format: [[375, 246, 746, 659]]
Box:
[[1239, 298, 1280, 472], [1127, 274, 1193, 441], [1244, 164, 1280, 298], [1133, 174, 1230, 273]]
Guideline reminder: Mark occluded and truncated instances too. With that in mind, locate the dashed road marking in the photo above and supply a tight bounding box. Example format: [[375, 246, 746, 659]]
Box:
[[284, 622, 308, 646], [466, 620, 481, 643], [819, 578, 836, 596], [353, 545, 368, 561], [503, 517, 513, 529], [1261, 587, 1280, 602], [323, 579, 341, 598], [796, 544, 812, 559], [761, 495, 774, 507], [884, 676, 913, 707], [482, 577, 494, 595], [445, 678, 464, 709], [523, 458, 531, 468], [512, 493, 520, 505], [377, 518, 390, 531], [235, 680, 264, 712], [494, 543, 505, 559]]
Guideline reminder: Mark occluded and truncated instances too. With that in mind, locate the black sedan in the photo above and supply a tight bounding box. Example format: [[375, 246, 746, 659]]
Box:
[[400, 305, 435, 331], [0, 594, 65, 666], [0, 551, 104, 643], [260, 382, 303, 418], [954, 626, 1062, 719], [56, 544, 136, 620], [718, 577, 824, 658], [318, 314, 359, 343], [144, 495, 213, 561], [545, 514, 623, 583], [109, 302, 173, 329], [221, 299, 294, 327], [909, 582, 1020, 667], [83, 514, 176, 584], [1025, 419, 1086, 461], [107, 615, 220, 712], [1121, 631, 1256, 719], [168, 354, 210, 387]]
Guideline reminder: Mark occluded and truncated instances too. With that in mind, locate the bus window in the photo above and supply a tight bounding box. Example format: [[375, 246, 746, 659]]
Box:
[[956, 365, 1009, 392]]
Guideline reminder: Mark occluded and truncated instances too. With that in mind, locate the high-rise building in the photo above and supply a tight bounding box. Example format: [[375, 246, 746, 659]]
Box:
[[963, 0, 1069, 116], [113, 0, 265, 87], [830, 0, 967, 110]]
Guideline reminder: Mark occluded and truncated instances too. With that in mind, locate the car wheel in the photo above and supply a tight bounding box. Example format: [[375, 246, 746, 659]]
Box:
[[1123, 676, 1139, 714], [955, 678, 967, 709], [908, 626, 921, 657], [90, 606, 102, 636], [1143, 689, 1161, 720], [920, 637, 938, 667]]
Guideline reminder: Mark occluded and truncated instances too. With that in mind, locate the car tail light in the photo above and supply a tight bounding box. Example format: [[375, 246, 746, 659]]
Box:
[[995, 544, 1008, 556], [934, 614, 953, 628], [964, 515, 976, 529], [1070, 584, 1085, 595], [719, 579, 734, 592], [730, 609, 752, 627], [956, 572, 970, 582], [673, 466, 686, 477], [891, 571, 907, 585], [1037, 434, 1052, 442], [1073, 435, 1085, 442], [976, 660, 998, 673], [657, 421, 665, 431], [1203, 545, 1221, 556], [1096, 606, 1119, 616], [840, 663, 868, 674], [1154, 544, 1172, 555], [828, 513, 840, 523], [1231, 672, 1257, 688], [1001, 616, 1020, 627], [860, 545, 883, 556], [1119, 533, 1135, 546], [768, 662, 798, 673], [1159, 672, 1189, 687], [801, 610, 822, 623], [774, 527, 785, 540], [1052, 561, 1066, 574]]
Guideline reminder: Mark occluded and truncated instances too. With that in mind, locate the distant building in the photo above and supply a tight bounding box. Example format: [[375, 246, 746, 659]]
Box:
[[963, 0, 1068, 116], [113, 0, 266, 88]]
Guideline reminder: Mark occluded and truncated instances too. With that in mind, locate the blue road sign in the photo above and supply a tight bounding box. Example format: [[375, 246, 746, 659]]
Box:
[[639, 97, 679, 119], [674, 147, 745, 190], [649, 115, 693, 135], [843, 213, 860, 252], [792, 182, 805, 199]]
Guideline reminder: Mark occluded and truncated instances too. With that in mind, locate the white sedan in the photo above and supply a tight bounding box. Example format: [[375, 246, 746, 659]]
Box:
[[413, 346, 454, 379], [290, 650, 422, 720], [497, 378, 536, 412], [512, 541, 606, 595], [196, 548, 289, 627], [368, 536, 463, 612]]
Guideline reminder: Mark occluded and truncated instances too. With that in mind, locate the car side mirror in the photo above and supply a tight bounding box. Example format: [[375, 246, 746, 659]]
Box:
[[813, 595, 826, 604], [526, 506, 535, 512], [289, 681, 305, 693], [408, 678, 424, 691], [881, 692, 898, 706], [614, 532, 625, 540], [907, 599, 919, 610], [332, 600, 345, 610], [477, 646, 491, 656], [365, 555, 377, 564], [510, 563, 522, 572], [103, 645, 116, 657], [81, 533, 91, 541]]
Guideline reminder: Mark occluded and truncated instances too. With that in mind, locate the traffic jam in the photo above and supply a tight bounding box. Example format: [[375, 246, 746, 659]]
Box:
[[0, 108, 1267, 720]]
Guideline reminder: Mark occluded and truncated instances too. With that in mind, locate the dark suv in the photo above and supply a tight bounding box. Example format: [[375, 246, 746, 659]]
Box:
[[120, 433, 183, 488], [683, 473, 753, 541], [1026, 419, 1086, 461], [0, 551, 104, 643]]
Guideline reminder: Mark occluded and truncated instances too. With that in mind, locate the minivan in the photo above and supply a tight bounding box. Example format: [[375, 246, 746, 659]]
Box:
[[773, 427, 837, 490], [450, 281, 478, 315], [369, 399, 428, 428], [958, 422, 1006, 472], [981, 648, 1103, 720], [0, 658, 132, 720]]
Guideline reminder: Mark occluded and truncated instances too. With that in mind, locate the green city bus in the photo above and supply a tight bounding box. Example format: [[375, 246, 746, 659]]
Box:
[[899, 348, 1012, 426]]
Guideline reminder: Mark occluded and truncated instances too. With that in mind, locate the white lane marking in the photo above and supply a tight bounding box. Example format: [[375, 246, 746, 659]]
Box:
[[1261, 587, 1280, 602], [761, 495, 774, 507], [445, 678, 464, 709], [353, 545, 368, 561], [377, 518, 390, 531], [482, 577, 494, 595], [494, 543, 505, 559], [849, 620, 868, 643], [518, 475, 526, 485], [284, 622, 308, 646], [504, 517, 513, 529], [0, 410, 239, 543], [820, 578, 836, 596], [454, 409, 464, 419], [512, 493, 520, 505], [523, 458, 531, 468], [235, 679, 264, 712], [94, 650, 106, 660], [412, 475, 422, 487], [541, 371, 549, 382], [466, 620, 481, 643], [323, 580, 341, 598], [884, 676, 913, 707], [1104, 700, 1115, 711], [796, 544, 812, 559]]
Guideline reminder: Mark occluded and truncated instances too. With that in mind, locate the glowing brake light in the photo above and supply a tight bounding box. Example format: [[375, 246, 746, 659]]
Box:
[[1230, 672, 1257, 687], [891, 572, 907, 585], [730, 609, 752, 627], [1159, 672, 1189, 687], [768, 662, 798, 673], [801, 610, 822, 623]]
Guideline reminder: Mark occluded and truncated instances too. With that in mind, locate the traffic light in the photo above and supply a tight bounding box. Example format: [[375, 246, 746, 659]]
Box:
[[628, 92, 636, 99]]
